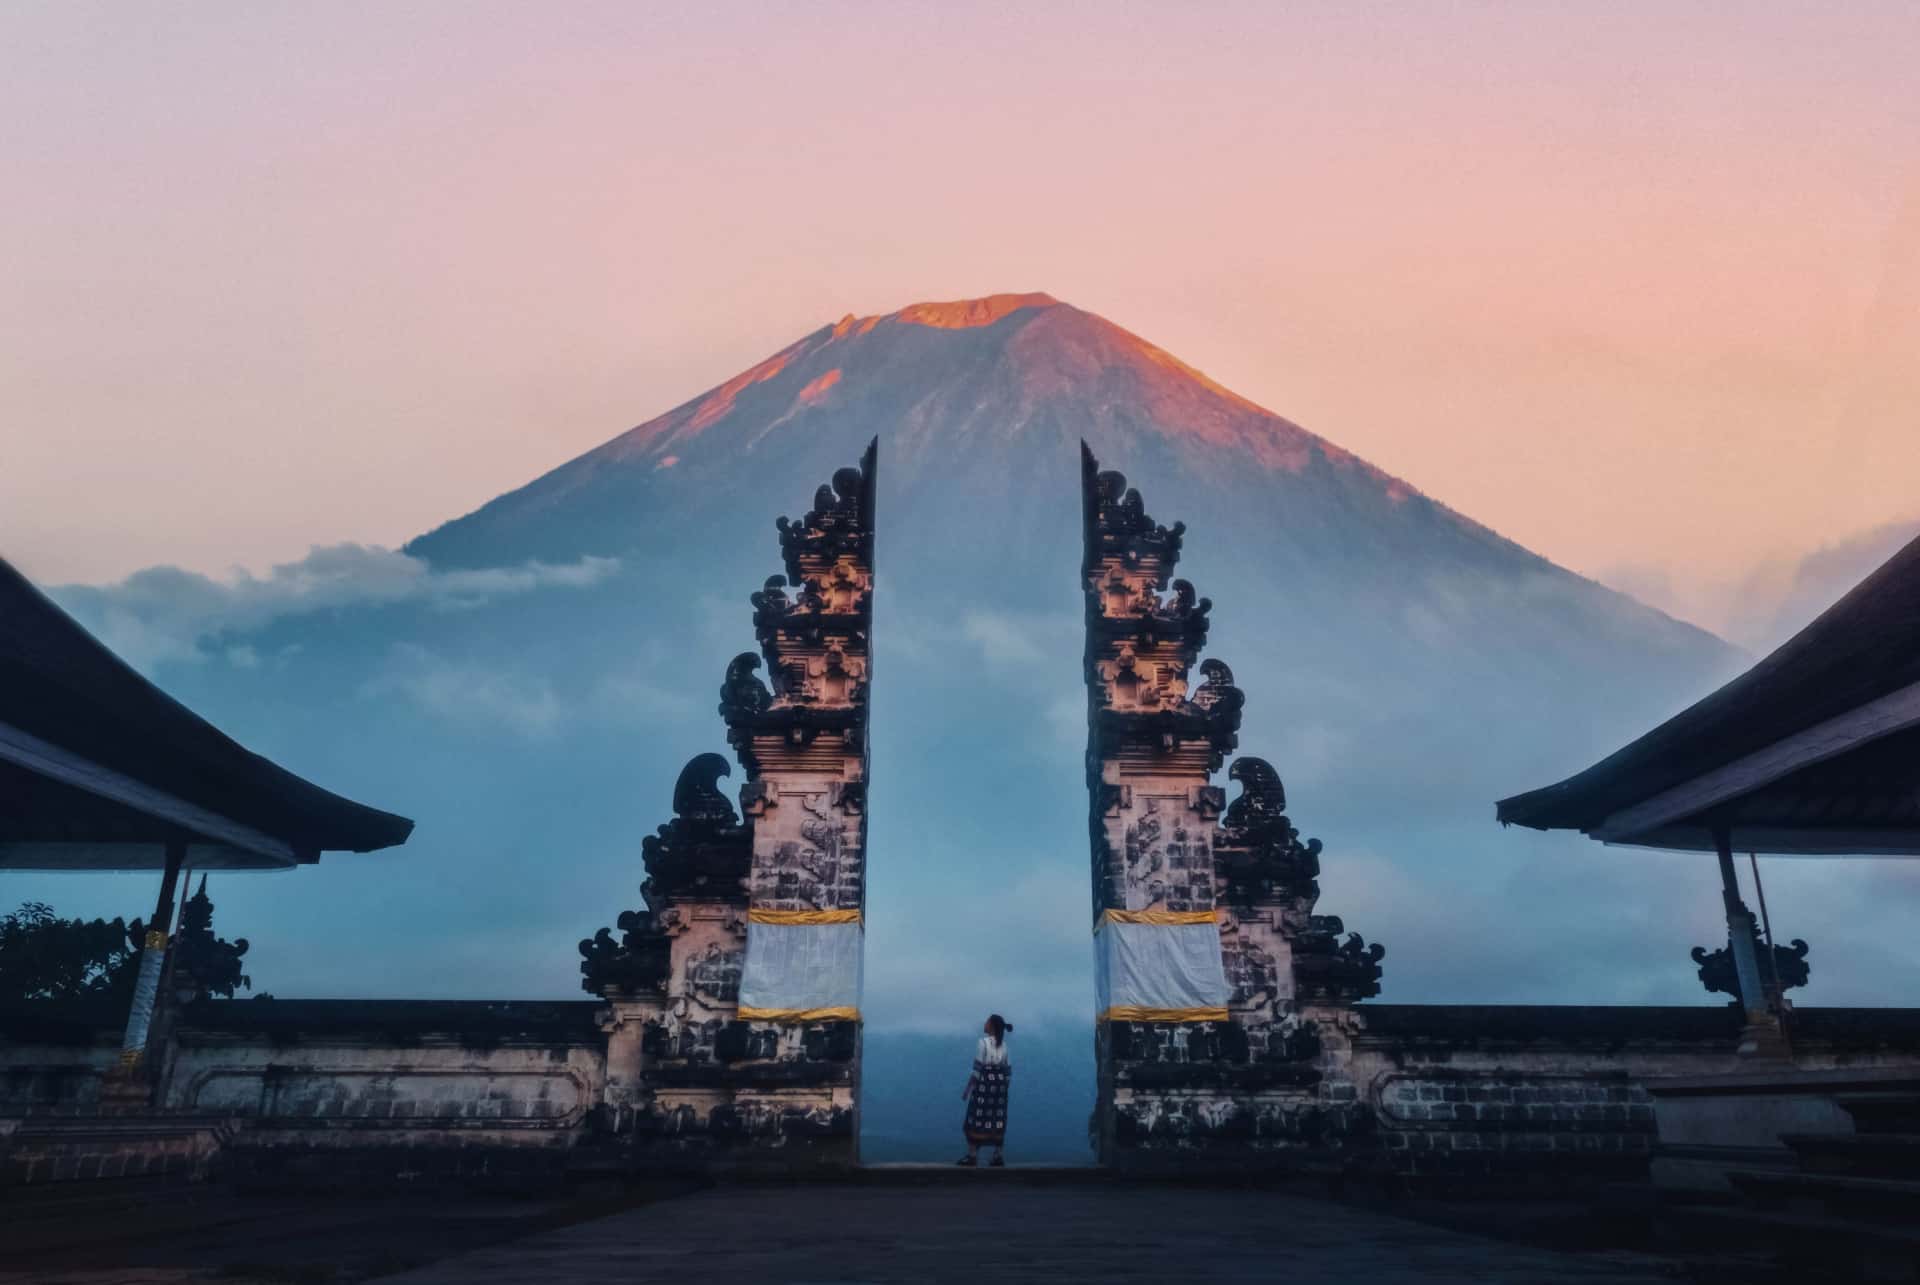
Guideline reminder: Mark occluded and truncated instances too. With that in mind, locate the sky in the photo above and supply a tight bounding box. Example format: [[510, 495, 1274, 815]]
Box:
[[3, 1, 1917, 636]]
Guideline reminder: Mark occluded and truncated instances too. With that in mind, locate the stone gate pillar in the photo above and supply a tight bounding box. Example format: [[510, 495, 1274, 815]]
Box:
[[1079, 443, 1385, 1171], [720, 440, 876, 1164], [583, 440, 875, 1170], [1080, 444, 1239, 1162]]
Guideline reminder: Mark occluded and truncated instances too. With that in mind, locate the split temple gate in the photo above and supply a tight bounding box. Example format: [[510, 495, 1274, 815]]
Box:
[[579, 440, 876, 1166], [1080, 444, 1385, 1167], [9, 439, 1920, 1190]]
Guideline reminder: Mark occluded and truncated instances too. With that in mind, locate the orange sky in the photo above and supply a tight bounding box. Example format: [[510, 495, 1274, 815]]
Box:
[[2, 2, 1915, 635]]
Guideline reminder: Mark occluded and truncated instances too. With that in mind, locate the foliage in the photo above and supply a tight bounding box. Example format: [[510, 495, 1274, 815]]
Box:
[[0, 901, 137, 1002], [0, 880, 253, 1005]]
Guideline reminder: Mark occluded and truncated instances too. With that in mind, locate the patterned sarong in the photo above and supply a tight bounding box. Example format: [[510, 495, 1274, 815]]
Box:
[[964, 1061, 1011, 1145]]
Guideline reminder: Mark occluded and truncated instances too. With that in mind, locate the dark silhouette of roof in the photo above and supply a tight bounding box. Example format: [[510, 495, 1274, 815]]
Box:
[[0, 556, 413, 868], [1497, 532, 1920, 853]]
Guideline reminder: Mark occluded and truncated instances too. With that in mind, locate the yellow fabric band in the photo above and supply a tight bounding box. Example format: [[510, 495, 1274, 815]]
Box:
[[1097, 909, 1219, 928], [1098, 1005, 1230, 1023], [748, 908, 862, 925], [736, 1005, 861, 1022]]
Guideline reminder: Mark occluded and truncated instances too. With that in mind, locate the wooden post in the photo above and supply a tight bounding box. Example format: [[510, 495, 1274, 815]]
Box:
[[1713, 825, 1785, 1058], [1748, 851, 1794, 1054], [118, 838, 186, 1072]]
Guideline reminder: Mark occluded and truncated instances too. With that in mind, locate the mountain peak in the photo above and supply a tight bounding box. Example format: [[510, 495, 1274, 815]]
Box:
[[831, 291, 1061, 339], [889, 291, 1061, 329]]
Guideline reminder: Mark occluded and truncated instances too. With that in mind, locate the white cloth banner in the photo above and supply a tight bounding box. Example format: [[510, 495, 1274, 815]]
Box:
[[1093, 919, 1231, 1017], [737, 920, 864, 1017]]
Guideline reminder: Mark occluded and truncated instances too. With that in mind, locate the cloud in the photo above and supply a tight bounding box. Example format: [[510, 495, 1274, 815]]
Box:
[[48, 544, 620, 672], [360, 643, 564, 738], [1600, 516, 1920, 652], [592, 666, 701, 722], [1739, 517, 1920, 650], [963, 610, 1046, 667], [960, 608, 1077, 669], [355, 639, 704, 738]]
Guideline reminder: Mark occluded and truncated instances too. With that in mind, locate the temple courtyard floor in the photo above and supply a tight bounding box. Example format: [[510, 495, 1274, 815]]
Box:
[[2, 1167, 1787, 1284], [381, 1181, 1685, 1285]]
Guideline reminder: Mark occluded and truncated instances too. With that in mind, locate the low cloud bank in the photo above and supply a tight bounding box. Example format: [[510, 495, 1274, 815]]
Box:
[[49, 544, 619, 671]]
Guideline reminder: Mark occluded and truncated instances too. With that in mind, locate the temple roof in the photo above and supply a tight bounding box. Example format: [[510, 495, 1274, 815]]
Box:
[[1496, 532, 1920, 855], [0, 557, 413, 870]]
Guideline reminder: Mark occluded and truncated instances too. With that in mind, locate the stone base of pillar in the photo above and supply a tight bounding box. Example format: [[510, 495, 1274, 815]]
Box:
[[1736, 1011, 1793, 1061], [97, 1054, 157, 1113], [595, 993, 661, 1129]]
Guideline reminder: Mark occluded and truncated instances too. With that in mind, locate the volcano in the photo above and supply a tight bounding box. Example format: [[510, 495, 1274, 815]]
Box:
[[405, 292, 1732, 781], [45, 292, 1744, 1161], [413, 290, 1437, 566], [416, 292, 1582, 587]]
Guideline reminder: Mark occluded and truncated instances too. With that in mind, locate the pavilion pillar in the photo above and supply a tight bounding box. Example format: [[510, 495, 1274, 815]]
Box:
[[1714, 825, 1786, 1059], [118, 838, 186, 1074]]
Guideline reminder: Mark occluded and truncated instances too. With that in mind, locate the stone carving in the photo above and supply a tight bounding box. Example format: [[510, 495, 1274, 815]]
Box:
[[1083, 463, 1186, 571], [684, 942, 744, 1008], [1292, 915, 1387, 1005], [639, 754, 752, 909], [1224, 757, 1286, 828], [1188, 658, 1245, 751], [777, 461, 874, 583], [1692, 931, 1810, 1005], [1221, 937, 1282, 1013], [1215, 757, 1322, 906], [718, 653, 773, 722], [1125, 578, 1213, 646], [1122, 801, 1215, 911], [578, 909, 672, 997], [162, 875, 251, 1000]]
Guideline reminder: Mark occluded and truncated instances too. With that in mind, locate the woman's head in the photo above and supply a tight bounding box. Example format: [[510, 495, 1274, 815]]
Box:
[[984, 1013, 1012, 1045]]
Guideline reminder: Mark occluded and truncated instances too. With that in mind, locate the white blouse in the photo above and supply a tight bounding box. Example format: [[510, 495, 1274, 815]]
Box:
[[975, 1035, 1010, 1066]]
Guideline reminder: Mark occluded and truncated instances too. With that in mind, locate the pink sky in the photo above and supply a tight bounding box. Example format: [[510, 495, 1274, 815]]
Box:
[[2, 2, 1915, 633]]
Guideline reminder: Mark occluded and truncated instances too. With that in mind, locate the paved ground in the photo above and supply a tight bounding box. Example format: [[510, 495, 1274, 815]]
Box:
[[384, 1181, 1684, 1285], [0, 1178, 679, 1285]]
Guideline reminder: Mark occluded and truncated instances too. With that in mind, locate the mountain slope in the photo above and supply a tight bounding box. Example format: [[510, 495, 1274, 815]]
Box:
[[410, 292, 1727, 716], [415, 290, 1428, 554]]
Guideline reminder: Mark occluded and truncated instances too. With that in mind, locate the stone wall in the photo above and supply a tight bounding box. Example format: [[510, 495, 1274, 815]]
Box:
[[0, 1002, 123, 1114], [9, 999, 1920, 1185], [2, 999, 606, 1188], [1076, 1003, 1920, 1179], [1351, 1005, 1920, 1183]]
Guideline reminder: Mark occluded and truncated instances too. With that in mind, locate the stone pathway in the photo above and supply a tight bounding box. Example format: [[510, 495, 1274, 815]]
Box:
[[386, 1182, 1683, 1284]]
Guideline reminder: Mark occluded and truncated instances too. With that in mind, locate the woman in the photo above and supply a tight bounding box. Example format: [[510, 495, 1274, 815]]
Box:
[[958, 1013, 1013, 1166]]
